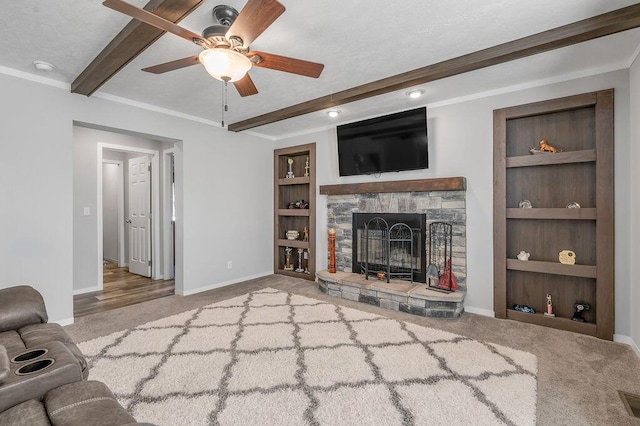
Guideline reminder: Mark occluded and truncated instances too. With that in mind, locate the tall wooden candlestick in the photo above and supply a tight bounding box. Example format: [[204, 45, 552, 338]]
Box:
[[328, 228, 336, 273]]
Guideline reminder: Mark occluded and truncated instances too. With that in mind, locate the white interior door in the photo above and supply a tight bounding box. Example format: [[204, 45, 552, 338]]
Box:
[[128, 155, 152, 277]]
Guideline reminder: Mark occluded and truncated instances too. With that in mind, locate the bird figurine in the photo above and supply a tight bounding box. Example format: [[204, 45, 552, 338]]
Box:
[[538, 139, 562, 153]]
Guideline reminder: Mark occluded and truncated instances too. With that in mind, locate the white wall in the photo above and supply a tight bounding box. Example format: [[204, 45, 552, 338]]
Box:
[[0, 72, 273, 322], [102, 163, 119, 262], [630, 56, 640, 353], [0, 77, 74, 323], [276, 69, 633, 338]]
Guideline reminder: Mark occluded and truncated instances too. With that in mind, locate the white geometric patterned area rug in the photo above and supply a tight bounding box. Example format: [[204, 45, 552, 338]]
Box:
[[78, 288, 537, 426]]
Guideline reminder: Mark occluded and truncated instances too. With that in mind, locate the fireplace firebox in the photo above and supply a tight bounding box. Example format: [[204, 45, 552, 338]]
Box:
[[352, 213, 426, 283]]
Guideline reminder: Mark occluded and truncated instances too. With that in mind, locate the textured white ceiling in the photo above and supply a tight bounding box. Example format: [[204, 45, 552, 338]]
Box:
[[1, 0, 639, 139]]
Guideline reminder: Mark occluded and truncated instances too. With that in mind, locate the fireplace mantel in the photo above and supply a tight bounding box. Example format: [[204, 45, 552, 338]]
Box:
[[319, 177, 465, 196]]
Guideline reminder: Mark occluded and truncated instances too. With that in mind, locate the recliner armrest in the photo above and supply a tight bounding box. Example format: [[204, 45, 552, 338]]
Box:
[[0, 345, 8, 384], [0, 286, 48, 332]]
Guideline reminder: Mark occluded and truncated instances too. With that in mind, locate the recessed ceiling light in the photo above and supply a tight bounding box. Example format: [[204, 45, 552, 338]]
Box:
[[406, 89, 425, 99], [33, 60, 55, 72], [327, 110, 341, 118]]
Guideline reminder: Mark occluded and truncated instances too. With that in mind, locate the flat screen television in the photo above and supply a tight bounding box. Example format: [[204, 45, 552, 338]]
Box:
[[337, 107, 428, 176]]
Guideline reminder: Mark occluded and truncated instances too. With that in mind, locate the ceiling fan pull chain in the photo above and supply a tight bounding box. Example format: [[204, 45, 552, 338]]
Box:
[[221, 80, 229, 128]]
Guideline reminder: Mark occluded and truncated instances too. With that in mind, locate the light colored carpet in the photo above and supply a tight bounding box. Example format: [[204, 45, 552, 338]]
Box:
[[78, 288, 537, 425]]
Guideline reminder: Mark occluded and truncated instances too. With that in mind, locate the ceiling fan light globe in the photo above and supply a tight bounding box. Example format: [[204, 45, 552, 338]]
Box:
[[199, 49, 252, 82]]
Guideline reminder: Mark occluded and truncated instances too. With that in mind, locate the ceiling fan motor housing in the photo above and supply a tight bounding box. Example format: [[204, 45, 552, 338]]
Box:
[[212, 5, 238, 26]]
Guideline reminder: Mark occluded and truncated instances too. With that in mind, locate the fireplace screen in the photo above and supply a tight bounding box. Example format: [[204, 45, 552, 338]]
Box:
[[353, 213, 426, 283]]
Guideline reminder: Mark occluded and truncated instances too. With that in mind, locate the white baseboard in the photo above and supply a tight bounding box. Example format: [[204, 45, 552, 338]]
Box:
[[464, 306, 495, 317], [614, 334, 640, 358], [73, 286, 100, 295], [55, 317, 74, 326], [176, 271, 272, 296], [103, 257, 118, 264]]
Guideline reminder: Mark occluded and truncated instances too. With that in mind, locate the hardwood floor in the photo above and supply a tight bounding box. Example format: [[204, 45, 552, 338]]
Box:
[[74, 262, 174, 317]]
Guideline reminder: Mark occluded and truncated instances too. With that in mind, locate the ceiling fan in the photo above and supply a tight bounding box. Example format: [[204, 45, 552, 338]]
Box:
[[102, 0, 324, 97]]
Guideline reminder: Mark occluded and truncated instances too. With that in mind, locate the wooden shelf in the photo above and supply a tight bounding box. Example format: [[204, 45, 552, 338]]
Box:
[[277, 209, 310, 217], [506, 259, 596, 278], [276, 239, 309, 249], [319, 177, 465, 195], [505, 149, 596, 168], [506, 309, 597, 336], [278, 176, 310, 185], [506, 208, 597, 220], [275, 269, 313, 279]]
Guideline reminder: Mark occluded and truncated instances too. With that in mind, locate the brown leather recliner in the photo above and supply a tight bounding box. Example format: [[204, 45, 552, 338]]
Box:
[[0, 286, 148, 425]]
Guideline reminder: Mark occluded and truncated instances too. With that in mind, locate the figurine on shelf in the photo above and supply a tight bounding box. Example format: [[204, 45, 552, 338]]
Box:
[[539, 139, 562, 152], [517, 251, 530, 261], [303, 226, 309, 242], [304, 156, 310, 177], [559, 250, 576, 265], [295, 248, 305, 273], [530, 139, 562, 154], [303, 249, 310, 274], [544, 294, 556, 317], [284, 247, 293, 270], [513, 304, 535, 314], [286, 158, 295, 179], [286, 230, 300, 240], [572, 302, 591, 322]]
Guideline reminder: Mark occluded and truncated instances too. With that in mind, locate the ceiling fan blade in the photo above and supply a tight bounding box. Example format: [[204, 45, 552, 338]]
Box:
[[233, 74, 259, 97], [142, 55, 200, 74], [248, 52, 324, 78], [103, 0, 206, 45], [226, 0, 285, 47]]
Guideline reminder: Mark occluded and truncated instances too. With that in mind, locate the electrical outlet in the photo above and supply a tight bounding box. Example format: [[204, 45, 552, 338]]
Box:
[[83, 207, 90, 216], [227, 260, 233, 269]]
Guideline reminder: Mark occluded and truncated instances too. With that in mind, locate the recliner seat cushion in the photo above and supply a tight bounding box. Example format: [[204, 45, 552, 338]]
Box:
[[45, 381, 137, 426], [0, 399, 51, 426]]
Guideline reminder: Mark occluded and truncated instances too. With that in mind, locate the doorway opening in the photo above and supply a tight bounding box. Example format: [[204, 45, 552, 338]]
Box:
[[73, 137, 177, 317]]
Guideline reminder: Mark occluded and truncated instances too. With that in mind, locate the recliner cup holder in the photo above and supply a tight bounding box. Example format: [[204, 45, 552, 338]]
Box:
[[15, 358, 55, 376], [11, 348, 48, 363]]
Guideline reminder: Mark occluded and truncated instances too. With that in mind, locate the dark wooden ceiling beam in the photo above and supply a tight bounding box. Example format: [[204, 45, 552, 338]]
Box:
[[228, 3, 640, 132], [71, 0, 205, 96]]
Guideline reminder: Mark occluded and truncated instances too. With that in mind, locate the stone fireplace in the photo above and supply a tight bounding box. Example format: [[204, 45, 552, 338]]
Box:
[[318, 177, 467, 318]]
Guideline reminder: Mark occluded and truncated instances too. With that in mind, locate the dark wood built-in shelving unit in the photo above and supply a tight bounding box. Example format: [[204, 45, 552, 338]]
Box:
[[274, 143, 316, 280], [493, 89, 614, 340]]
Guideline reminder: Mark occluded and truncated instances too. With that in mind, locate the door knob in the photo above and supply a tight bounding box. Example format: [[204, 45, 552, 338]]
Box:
[[125, 219, 132, 224]]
